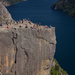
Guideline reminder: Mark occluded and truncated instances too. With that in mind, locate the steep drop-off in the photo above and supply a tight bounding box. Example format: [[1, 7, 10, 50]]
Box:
[[0, 27, 56, 75]]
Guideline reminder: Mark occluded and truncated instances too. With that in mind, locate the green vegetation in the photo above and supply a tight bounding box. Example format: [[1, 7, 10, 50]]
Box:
[[51, 0, 75, 17], [53, 58, 58, 64], [50, 59, 68, 75], [60, 68, 67, 75]]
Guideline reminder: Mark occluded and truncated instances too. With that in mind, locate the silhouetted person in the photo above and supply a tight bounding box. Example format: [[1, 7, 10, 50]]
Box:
[[25, 26, 28, 28], [49, 25, 52, 28]]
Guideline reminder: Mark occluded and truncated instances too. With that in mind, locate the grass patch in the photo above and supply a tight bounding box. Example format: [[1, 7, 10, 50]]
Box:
[[50, 58, 68, 75]]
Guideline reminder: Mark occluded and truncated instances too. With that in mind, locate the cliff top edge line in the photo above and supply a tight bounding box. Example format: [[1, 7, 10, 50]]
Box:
[[0, 19, 55, 32]]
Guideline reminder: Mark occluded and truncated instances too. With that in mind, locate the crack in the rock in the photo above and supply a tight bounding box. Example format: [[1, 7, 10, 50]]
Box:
[[37, 37, 54, 45], [14, 46, 18, 64], [12, 38, 15, 45], [12, 32, 18, 45], [12, 32, 18, 39], [12, 32, 18, 64], [44, 67, 49, 70], [10, 32, 18, 73], [21, 47, 29, 62], [15, 71, 16, 75], [10, 46, 18, 73]]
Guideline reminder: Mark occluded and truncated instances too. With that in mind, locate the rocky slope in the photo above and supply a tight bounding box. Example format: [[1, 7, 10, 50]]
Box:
[[51, 59, 68, 75], [0, 27, 56, 75], [0, 0, 24, 6], [0, 2, 13, 24], [51, 0, 75, 17]]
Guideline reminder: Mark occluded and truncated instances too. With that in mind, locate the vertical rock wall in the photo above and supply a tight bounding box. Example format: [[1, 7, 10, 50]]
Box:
[[0, 27, 56, 75]]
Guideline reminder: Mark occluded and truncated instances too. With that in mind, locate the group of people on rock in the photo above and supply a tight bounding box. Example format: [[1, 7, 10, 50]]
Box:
[[0, 18, 52, 29]]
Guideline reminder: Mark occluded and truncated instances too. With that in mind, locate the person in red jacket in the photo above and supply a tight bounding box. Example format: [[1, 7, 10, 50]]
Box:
[[7, 26, 9, 28]]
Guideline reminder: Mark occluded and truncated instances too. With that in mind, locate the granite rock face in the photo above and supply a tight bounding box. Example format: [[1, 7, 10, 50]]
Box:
[[0, 0, 9, 6], [0, 27, 56, 75], [0, 2, 13, 23]]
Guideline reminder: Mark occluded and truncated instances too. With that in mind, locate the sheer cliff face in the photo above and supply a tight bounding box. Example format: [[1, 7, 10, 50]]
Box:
[[0, 27, 56, 75], [0, 2, 13, 23]]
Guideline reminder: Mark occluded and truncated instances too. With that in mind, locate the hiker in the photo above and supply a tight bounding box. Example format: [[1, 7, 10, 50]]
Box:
[[13, 20, 16, 24], [28, 21, 31, 24], [17, 21, 18, 24], [14, 28, 16, 30], [0, 23, 2, 27], [9, 22, 11, 25], [30, 26, 33, 29], [36, 23, 38, 27], [28, 18, 29, 21], [7, 26, 9, 28], [25, 24, 28, 28], [48, 26, 49, 28], [19, 20, 21, 23], [37, 28, 39, 32], [11, 20, 13, 24], [25, 24, 27, 26], [6, 22, 8, 26], [33, 25, 35, 29], [39, 22, 41, 26], [24, 18, 26, 21], [49, 25, 52, 28], [19, 26, 21, 28], [45, 25, 48, 28], [25, 25, 28, 28], [40, 28, 42, 30], [22, 20, 23, 23]]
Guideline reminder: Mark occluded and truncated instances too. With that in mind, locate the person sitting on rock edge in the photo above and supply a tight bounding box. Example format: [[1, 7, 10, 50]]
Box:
[[0, 23, 2, 27], [49, 25, 52, 28]]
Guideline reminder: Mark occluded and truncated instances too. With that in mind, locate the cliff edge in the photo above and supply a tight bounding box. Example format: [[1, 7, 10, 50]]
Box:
[[0, 24, 56, 75]]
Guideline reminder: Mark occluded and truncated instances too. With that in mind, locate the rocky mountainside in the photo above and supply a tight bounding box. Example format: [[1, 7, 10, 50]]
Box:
[[0, 0, 24, 6], [0, 27, 56, 75], [51, 0, 75, 17], [0, 2, 13, 23]]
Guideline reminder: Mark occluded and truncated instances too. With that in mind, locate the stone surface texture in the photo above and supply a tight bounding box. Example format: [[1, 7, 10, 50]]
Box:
[[0, 0, 25, 6], [0, 0, 9, 6], [0, 27, 56, 75], [0, 2, 13, 23]]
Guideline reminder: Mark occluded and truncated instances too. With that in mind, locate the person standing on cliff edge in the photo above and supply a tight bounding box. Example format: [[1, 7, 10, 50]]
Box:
[[49, 25, 52, 28]]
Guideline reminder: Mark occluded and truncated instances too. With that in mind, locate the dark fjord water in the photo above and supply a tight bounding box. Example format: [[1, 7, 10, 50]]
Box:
[[6, 0, 75, 75]]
